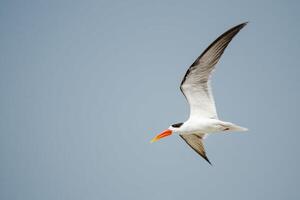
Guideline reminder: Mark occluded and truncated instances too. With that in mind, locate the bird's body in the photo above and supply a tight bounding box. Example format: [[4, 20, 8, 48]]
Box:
[[171, 118, 247, 135], [150, 22, 248, 164]]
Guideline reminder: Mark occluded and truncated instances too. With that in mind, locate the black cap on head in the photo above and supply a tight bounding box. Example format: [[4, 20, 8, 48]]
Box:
[[171, 122, 183, 128]]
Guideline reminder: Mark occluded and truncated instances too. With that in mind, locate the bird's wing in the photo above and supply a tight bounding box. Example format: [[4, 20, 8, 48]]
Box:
[[180, 22, 247, 119], [180, 133, 211, 165]]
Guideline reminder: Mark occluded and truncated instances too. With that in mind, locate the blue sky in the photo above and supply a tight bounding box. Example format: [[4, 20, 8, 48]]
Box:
[[1, 1, 300, 199]]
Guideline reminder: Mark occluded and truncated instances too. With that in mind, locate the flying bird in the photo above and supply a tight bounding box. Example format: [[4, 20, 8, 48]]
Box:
[[150, 22, 248, 165]]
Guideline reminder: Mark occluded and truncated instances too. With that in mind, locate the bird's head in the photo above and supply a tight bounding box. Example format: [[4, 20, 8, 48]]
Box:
[[150, 122, 183, 143]]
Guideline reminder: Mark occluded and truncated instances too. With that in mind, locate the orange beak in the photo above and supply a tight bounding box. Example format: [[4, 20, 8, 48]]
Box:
[[150, 129, 173, 143]]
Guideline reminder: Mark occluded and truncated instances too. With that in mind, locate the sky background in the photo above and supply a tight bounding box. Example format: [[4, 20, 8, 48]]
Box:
[[1, 0, 300, 199]]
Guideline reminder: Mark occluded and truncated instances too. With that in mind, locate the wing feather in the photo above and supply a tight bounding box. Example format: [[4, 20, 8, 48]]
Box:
[[180, 22, 247, 119], [180, 133, 211, 165]]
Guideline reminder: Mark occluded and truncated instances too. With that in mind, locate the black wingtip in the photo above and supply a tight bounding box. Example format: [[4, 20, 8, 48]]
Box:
[[203, 155, 212, 166], [241, 21, 249, 26], [234, 22, 248, 31]]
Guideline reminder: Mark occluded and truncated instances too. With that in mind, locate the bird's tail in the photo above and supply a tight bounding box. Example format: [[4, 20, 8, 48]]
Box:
[[221, 121, 248, 132]]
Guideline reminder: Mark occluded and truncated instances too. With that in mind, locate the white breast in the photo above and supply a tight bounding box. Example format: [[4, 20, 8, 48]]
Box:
[[176, 118, 220, 134]]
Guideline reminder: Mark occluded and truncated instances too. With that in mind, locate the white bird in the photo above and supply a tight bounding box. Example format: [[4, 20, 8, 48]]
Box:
[[150, 22, 248, 164]]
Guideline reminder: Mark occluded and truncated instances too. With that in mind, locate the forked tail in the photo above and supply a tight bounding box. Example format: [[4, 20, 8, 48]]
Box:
[[221, 121, 248, 132]]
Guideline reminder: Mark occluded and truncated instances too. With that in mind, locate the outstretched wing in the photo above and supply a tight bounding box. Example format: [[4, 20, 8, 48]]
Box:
[[180, 133, 211, 165], [180, 22, 247, 119]]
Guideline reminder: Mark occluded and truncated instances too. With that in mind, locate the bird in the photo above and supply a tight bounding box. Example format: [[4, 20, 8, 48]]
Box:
[[150, 22, 248, 165]]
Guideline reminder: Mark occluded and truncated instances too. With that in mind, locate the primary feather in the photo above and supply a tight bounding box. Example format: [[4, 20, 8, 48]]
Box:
[[180, 22, 247, 120]]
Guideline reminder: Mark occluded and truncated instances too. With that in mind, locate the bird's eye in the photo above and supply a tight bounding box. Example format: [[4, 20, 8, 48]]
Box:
[[171, 123, 183, 128]]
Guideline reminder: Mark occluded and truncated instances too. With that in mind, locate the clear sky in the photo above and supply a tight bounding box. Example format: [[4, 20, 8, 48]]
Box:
[[1, 0, 300, 199]]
